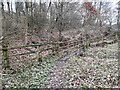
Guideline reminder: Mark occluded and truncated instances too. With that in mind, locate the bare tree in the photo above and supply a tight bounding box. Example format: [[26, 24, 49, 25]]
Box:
[[0, 3, 3, 89], [7, 1, 10, 14], [117, 1, 120, 84], [1, 2, 10, 69], [25, 1, 29, 45]]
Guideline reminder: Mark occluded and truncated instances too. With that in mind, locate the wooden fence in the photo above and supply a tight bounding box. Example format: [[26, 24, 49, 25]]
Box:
[[0, 34, 117, 70]]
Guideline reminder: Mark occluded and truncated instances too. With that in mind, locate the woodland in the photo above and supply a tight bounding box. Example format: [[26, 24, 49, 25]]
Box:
[[0, 0, 120, 89]]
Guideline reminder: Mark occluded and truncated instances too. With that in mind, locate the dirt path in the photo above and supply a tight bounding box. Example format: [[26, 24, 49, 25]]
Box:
[[45, 60, 66, 88], [44, 49, 81, 88], [44, 42, 118, 88]]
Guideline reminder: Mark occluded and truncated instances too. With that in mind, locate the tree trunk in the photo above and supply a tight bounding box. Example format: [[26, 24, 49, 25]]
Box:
[[25, 2, 29, 45], [0, 2, 3, 89], [7, 2, 10, 14], [30, 1, 34, 28], [58, 2, 63, 41], [99, 2, 102, 27], [117, 1, 120, 85], [15, 2, 19, 23], [98, 2, 104, 46], [1, 2, 10, 69], [11, 1, 13, 17]]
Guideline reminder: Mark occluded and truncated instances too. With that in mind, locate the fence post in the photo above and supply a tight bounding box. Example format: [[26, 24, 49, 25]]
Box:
[[52, 43, 59, 56], [37, 47, 43, 65]]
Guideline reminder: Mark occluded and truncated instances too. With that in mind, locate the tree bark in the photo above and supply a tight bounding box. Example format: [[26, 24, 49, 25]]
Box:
[[58, 2, 63, 41], [7, 2, 10, 14], [1, 2, 10, 69], [11, 1, 13, 17], [25, 2, 29, 45], [0, 2, 3, 89], [117, 1, 120, 84]]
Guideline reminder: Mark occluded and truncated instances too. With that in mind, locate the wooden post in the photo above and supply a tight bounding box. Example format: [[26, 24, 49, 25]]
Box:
[[37, 47, 42, 65], [52, 43, 58, 56]]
